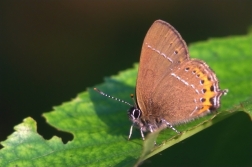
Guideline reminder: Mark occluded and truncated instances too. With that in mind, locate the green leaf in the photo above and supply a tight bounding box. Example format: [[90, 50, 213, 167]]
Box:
[[0, 34, 251, 167]]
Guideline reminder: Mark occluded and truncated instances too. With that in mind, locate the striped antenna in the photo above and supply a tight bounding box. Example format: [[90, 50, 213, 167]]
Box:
[[94, 88, 133, 107]]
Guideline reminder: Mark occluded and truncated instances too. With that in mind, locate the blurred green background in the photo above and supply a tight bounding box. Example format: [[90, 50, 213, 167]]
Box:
[[0, 1, 251, 146]]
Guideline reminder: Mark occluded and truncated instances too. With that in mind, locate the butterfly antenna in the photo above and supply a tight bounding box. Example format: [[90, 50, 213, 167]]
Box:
[[94, 88, 133, 107], [130, 94, 138, 108]]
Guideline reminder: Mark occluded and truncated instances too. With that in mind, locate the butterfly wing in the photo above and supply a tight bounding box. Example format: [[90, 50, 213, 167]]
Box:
[[136, 20, 226, 126], [136, 20, 190, 121], [153, 59, 226, 125]]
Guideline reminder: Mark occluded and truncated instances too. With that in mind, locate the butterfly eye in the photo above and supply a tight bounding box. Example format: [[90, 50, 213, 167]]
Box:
[[132, 108, 141, 119], [128, 107, 141, 120]]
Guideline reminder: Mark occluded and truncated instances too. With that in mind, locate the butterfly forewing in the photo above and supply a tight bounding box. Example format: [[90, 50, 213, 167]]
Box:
[[136, 20, 190, 119]]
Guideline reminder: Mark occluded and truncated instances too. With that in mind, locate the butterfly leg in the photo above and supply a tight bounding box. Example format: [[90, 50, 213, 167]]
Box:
[[140, 127, 145, 140], [128, 124, 146, 140], [161, 119, 180, 134], [128, 124, 134, 140], [149, 125, 154, 132]]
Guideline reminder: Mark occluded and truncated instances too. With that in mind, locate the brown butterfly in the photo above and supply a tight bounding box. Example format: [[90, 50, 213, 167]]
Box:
[[95, 20, 227, 140]]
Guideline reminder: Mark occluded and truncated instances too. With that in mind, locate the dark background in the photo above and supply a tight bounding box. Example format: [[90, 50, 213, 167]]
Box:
[[0, 0, 251, 148]]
